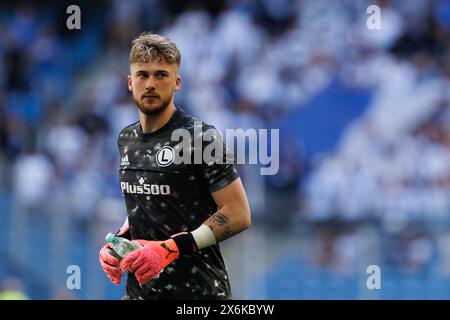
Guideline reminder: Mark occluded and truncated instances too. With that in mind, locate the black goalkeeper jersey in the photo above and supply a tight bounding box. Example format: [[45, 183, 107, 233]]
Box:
[[117, 107, 239, 300]]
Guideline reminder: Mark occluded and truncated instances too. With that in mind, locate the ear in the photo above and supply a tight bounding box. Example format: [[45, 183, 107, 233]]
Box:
[[174, 75, 181, 92], [127, 75, 133, 92]]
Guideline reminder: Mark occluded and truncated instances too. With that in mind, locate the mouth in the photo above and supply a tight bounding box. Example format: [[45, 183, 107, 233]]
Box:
[[143, 94, 159, 99]]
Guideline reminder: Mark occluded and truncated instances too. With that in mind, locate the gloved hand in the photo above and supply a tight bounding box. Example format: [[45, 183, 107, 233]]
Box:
[[99, 222, 130, 285], [119, 239, 179, 285], [99, 243, 124, 285]]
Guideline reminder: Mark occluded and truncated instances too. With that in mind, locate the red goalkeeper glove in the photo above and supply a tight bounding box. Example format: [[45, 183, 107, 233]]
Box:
[[99, 223, 129, 285], [119, 232, 197, 285], [99, 243, 124, 285]]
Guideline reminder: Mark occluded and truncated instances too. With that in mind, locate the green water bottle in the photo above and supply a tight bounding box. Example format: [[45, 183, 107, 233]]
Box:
[[105, 232, 141, 261]]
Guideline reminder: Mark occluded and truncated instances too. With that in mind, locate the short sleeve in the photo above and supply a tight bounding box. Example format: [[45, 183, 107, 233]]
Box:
[[194, 125, 239, 193]]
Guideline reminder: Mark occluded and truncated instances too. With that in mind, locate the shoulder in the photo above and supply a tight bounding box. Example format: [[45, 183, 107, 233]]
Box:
[[118, 120, 140, 145], [175, 108, 217, 133], [120, 120, 140, 133], [173, 110, 225, 151]]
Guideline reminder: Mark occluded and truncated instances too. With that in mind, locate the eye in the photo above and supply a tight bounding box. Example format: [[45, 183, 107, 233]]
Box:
[[156, 73, 167, 79]]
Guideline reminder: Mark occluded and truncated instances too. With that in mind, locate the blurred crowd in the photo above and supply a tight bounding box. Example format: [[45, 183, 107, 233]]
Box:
[[302, 0, 450, 277], [1, 0, 450, 298]]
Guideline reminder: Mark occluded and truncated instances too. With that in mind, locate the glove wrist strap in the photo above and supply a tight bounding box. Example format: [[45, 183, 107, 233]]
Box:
[[170, 232, 198, 255]]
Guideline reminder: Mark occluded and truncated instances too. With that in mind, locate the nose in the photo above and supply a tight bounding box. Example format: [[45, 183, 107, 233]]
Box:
[[145, 76, 156, 91]]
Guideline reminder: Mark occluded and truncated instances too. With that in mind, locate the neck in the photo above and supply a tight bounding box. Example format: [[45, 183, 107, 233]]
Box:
[[139, 102, 175, 134]]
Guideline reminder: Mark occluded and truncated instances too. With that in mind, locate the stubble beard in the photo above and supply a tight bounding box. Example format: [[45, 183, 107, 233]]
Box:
[[134, 95, 172, 116]]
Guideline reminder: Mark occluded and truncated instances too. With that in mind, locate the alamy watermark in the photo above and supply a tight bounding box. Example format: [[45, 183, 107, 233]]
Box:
[[66, 265, 81, 290], [66, 5, 81, 30], [367, 5, 381, 30], [167, 121, 279, 176], [366, 265, 381, 290]]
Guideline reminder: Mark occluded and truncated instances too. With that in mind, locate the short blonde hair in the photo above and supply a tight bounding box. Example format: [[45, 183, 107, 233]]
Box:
[[129, 32, 181, 66]]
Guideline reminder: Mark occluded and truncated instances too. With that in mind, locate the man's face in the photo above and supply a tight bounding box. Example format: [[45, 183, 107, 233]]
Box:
[[128, 60, 181, 115]]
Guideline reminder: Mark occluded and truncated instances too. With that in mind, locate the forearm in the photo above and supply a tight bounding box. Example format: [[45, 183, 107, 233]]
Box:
[[116, 217, 130, 239], [204, 204, 251, 243], [121, 217, 129, 230]]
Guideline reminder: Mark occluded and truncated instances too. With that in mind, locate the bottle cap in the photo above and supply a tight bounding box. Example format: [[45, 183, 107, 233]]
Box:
[[105, 233, 116, 243]]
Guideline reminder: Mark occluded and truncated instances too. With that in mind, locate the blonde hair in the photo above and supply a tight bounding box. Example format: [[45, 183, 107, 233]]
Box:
[[129, 32, 181, 66]]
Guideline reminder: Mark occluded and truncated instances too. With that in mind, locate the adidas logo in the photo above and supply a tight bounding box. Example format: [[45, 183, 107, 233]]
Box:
[[121, 154, 130, 166]]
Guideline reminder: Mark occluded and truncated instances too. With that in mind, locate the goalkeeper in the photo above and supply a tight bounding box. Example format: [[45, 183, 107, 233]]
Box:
[[98, 32, 251, 300]]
